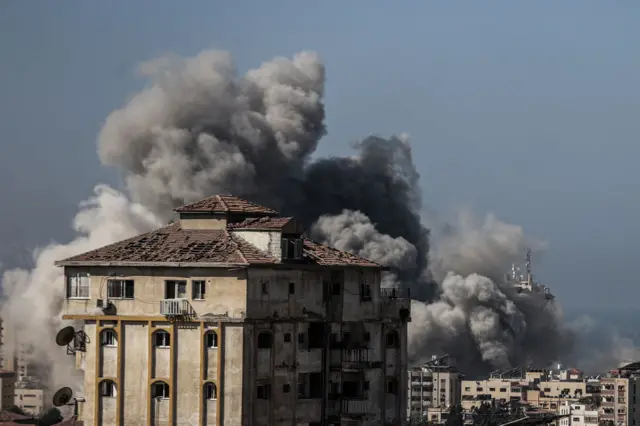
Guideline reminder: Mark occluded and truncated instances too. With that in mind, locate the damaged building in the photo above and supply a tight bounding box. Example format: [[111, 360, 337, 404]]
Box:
[[56, 195, 411, 426]]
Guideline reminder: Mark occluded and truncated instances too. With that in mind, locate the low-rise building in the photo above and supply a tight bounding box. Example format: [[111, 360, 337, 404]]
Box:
[[14, 386, 44, 416], [558, 401, 598, 426]]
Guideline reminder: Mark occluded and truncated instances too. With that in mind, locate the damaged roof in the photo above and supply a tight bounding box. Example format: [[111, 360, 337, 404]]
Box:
[[227, 216, 293, 230], [174, 195, 277, 215], [56, 222, 381, 268]]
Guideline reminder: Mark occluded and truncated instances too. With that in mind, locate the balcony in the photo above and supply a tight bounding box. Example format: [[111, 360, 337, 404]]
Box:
[[342, 399, 371, 416], [160, 298, 195, 317], [330, 349, 381, 369], [379, 288, 411, 321]]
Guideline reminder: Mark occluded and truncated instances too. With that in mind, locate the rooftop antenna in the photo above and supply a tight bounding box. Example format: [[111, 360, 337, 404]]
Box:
[[55, 326, 90, 355], [525, 248, 532, 283], [52, 387, 85, 416]]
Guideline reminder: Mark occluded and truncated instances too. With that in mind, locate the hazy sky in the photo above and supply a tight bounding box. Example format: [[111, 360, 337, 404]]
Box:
[[1, 1, 639, 309]]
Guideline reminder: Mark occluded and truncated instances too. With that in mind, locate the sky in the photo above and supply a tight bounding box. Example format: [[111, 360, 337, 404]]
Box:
[[0, 1, 639, 310]]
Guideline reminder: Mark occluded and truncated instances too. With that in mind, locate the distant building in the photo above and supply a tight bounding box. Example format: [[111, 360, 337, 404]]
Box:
[[599, 362, 640, 426], [407, 355, 461, 423], [14, 386, 44, 416], [558, 401, 598, 426], [0, 370, 16, 410], [57, 194, 411, 426]]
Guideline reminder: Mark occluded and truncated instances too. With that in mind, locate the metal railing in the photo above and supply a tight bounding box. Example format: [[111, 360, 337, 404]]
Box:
[[160, 298, 192, 316], [342, 399, 370, 415], [380, 287, 411, 299]]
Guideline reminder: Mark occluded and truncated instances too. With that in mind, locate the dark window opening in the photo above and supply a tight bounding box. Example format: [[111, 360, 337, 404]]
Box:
[[261, 281, 269, 295], [298, 372, 323, 399], [257, 383, 271, 400], [288, 282, 295, 294], [165, 280, 187, 299], [204, 383, 217, 400], [205, 332, 218, 349], [152, 382, 169, 399], [192, 280, 206, 300], [154, 331, 170, 347], [308, 323, 326, 348], [284, 333, 291, 343], [386, 379, 398, 395], [386, 330, 400, 348], [282, 384, 291, 393], [107, 279, 134, 299], [258, 332, 273, 349]]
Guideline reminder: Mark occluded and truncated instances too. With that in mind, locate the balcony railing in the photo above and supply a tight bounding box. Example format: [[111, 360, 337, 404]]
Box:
[[330, 349, 380, 366], [380, 287, 411, 299], [342, 399, 371, 415], [160, 298, 194, 316]]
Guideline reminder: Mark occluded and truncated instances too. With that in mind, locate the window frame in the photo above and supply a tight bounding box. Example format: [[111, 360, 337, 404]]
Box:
[[257, 383, 271, 400], [99, 380, 117, 398], [154, 330, 171, 348], [151, 382, 170, 399], [101, 329, 117, 347], [66, 273, 90, 299], [192, 280, 206, 300], [165, 280, 187, 299], [204, 382, 217, 400], [205, 331, 218, 349], [106, 279, 135, 299]]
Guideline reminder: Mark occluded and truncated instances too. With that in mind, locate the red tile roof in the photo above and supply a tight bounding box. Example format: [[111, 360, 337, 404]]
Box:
[[175, 195, 277, 215], [56, 224, 380, 268], [56, 223, 278, 266], [227, 216, 293, 230], [56, 195, 381, 268]]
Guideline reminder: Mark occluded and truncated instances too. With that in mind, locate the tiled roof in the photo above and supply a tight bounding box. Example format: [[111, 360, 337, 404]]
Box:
[[57, 223, 278, 265], [227, 216, 293, 230], [56, 226, 381, 268], [302, 239, 380, 267], [175, 195, 277, 215]]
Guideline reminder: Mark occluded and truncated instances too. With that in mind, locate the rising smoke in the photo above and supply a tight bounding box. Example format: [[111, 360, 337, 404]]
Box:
[[0, 48, 574, 394]]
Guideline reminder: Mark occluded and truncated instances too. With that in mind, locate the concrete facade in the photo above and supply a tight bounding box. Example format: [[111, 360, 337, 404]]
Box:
[[14, 387, 44, 415], [407, 355, 460, 423], [558, 402, 598, 426], [0, 370, 16, 410], [57, 195, 410, 426]]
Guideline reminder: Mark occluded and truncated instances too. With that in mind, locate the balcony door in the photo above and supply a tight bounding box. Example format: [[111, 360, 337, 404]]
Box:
[[165, 280, 187, 299]]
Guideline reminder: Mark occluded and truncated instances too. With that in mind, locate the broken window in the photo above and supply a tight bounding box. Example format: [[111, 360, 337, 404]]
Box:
[[205, 331, 218, 349], [192, 280, 205, 300], [281, 238, 304, 259], [107, 279, 134, 299], [386, 378, 399, 395], [165, 280, 187, 299], [99, 380, 117, 397], [308, 323, 326, 349], [152, 382, 169, 399], [385, 330, 400, 348], [257, 332, 272, 349]]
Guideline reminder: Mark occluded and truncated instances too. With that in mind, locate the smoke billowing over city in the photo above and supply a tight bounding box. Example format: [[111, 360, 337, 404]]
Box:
[[0, 49, 578, 392]]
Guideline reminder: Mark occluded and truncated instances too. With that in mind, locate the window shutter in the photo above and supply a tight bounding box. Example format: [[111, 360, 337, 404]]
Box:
[[281, 238, 289, 259], [294, 239, 304, 259]]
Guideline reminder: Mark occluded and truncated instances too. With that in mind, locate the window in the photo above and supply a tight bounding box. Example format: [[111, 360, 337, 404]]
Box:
[[288, 282, 295, 294], [165, 280, 187, 299], [192, 280, 205, 300], [464, 387, 471, 391], [281, 237, 303, 259], [107, 279, 134, 299], [205, 331, 218, 349], [257, 383, 271, 400], [257, 332, 272, 349], [99, 380, 116, 397], [261, 281, 269, 295], [499, 388, 507, 392], [204, 382, 217, 400], [298, 333, 305, 345], [101, 329, 117, 346], [385, 330, 400, 348], [298, 373, 323, 399], [66, 273, 90, 299], [154, 330, 170, 348], [282, 384, 291, 393], [284, 333, 291, 343], [489, 388, 496, 391], [332, 282, 341, 295], [360, 280, 372, 301], [152, 382, 169, 399], [386, 379, 398, 395]]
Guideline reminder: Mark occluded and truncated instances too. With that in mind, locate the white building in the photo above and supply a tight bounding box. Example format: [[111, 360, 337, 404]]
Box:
[[58, 194, 412, 426], [407, 355, 461, 423], [559, 401, 598, 426]]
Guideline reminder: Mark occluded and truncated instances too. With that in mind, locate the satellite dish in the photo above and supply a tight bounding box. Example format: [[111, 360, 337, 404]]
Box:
[[52, 387, 73, 407], [55, 326, 76, 347]]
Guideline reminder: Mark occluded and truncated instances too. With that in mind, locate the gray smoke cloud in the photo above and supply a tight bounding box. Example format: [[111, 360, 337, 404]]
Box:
[[0, 47, 575, 399]]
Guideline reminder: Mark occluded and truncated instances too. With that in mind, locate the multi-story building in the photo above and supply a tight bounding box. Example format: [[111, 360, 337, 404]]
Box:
[[14, 386, 44, 415], [599, 362, 640, 426], [57, 194, 411, 426], [558, 401, 598, 426], [407, 355, 461, 423], [0, 370, 16, 410]]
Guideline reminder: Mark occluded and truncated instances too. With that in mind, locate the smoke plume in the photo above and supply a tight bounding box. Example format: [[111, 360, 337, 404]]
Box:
[[0, 48, 574, 396]]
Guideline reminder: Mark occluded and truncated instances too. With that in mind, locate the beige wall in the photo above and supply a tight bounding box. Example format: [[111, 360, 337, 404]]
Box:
[[14, 387, 42, 415]]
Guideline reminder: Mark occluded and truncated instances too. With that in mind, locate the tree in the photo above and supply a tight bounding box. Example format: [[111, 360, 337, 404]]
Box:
[[37, 408, 63, 426]]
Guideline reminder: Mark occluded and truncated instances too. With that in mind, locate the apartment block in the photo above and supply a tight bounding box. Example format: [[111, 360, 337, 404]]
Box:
[[0, 370, 16, 410], [599, 362, 640, 426], [407, 355, 461, 423], [57, 195, 411, 426], [14, 386, 44, 415], [558, 401, 598, 426]]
